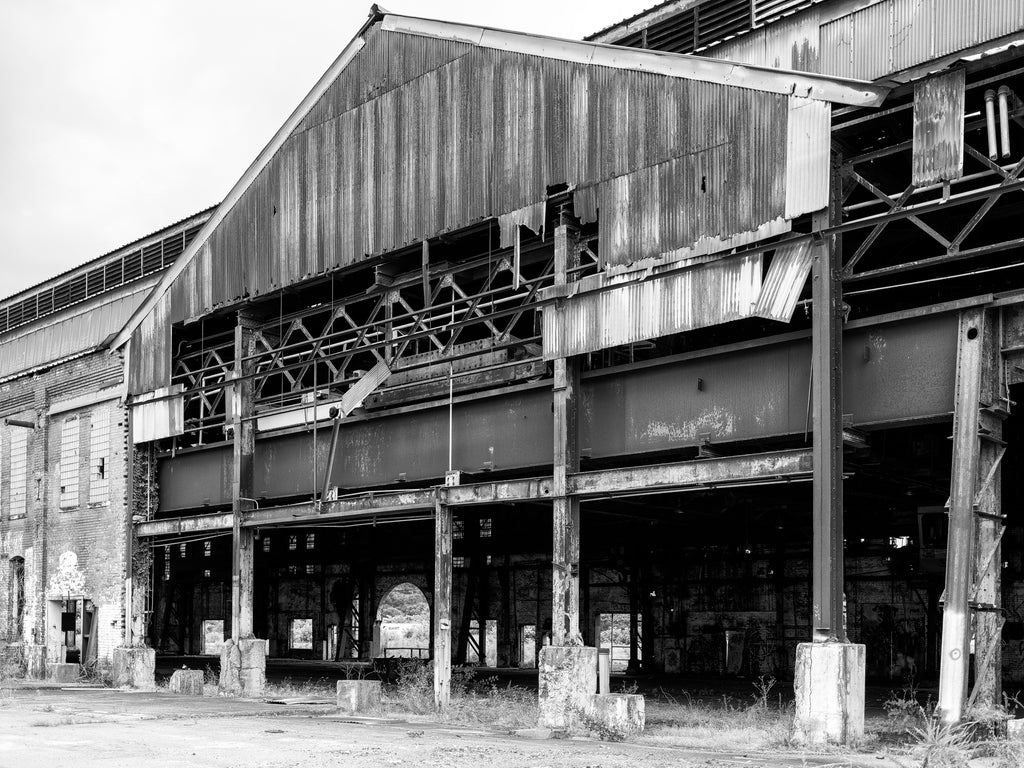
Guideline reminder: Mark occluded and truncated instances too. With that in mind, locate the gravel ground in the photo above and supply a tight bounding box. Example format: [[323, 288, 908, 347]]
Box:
[[0, 686, 904, 768]]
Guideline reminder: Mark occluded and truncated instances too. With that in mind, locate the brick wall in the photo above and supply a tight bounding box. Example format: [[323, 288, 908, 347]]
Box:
[[0, 350, 129, 662]]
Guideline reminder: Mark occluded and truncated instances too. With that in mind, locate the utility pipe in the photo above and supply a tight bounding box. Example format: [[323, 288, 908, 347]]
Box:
[[984, 89, 999, 160]]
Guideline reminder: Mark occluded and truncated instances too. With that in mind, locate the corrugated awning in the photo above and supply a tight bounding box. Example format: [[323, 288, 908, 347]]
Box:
[[0, 287, 148, 382]]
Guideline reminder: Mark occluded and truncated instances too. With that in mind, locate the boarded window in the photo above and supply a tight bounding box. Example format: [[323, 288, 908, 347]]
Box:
[[59, 416, 80, 508], [9, 428, 27, 519], [89, 411, 110, 505]]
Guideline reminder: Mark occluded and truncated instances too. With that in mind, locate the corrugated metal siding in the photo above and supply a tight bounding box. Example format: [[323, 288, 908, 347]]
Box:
[[128, 291, 172, 393], [713, 7, 821, 71], [754, 240, 815, 321], [0, 288, 145, 382], [912, 68, 965, 186], [819, 0, 1024, 80], [785, 95, 831, 219], [163, 33, 794, 322], [540, 252, 762, 359]]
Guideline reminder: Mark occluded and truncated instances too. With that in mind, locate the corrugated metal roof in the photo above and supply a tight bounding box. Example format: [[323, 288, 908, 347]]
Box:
[[118, 10, 886, 394], [912, 68, 965, 186], [0, 285, 148, 382], [540, 252, 762, 359]]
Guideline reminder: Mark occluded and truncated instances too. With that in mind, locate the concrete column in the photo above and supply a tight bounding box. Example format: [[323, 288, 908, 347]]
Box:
[[793, 642, 865, 745], [433, 495, 452, 710]]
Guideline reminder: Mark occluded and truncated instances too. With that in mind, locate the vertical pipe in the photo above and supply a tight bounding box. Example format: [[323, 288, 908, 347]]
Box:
[[984, 90, 998, 160], [997, 86, 1011, 159]]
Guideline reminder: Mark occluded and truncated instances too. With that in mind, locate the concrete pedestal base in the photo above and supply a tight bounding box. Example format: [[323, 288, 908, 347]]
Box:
[[49, 663, 79, 684], [25, 645, 47, 679], [112, 647, 156, 690], [793, 642, 865, 746], [583, 693, 645, 736], [219, 638, 267, 697], [538, 645, 598, 730], [336, 680, 382, 714], [169, 669, 205, 696]]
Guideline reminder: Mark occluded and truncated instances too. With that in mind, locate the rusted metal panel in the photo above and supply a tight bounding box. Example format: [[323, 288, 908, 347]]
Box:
[[0, 286, 146, 382], [128, 290, 172, 393], [713, 6, 822, 71], [912, 68, 965, 186], [540, 253, 763, 360], [754, 240, 815, 322], [785, 95, 830, 219]]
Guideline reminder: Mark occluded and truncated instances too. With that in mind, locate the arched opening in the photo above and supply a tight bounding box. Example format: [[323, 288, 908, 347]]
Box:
[[9, 557, 25, 642], [375, 583, 430, 659]]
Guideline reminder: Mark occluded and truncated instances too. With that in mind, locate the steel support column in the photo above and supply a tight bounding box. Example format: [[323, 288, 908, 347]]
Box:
[[811, 204, 846, 642], [552, 221, 581, 645], [231, 312, 258, 640], [938, 307, 1006, 723], [433, 493, 453, 710]]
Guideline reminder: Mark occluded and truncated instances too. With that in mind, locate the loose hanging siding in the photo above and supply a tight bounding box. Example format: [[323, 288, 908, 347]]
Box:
[[912, 69, 965, 187]]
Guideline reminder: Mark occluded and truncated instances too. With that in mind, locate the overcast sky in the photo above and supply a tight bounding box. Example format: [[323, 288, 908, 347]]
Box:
[[0, 1, 629, 298]]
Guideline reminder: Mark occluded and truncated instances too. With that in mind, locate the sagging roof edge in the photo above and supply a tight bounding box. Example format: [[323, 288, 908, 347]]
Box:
[[108, 6, 889, 356]]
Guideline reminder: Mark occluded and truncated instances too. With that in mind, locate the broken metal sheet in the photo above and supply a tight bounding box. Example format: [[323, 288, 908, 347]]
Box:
[[785, 96, 831, 220], [256, 359, 392, 433], [131, 385, 185, 443], [497, 202, 545, 248], [755, 240, 816, 322], [912, 69, 965, 186], [540, 252, 762, 360]]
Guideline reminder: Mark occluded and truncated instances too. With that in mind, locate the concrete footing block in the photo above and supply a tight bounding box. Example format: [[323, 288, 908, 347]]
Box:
[[25, 644, 47, 679], [793, 641, 865, 746], [112, 647, 156, 690], [219, 638, 267, 697], [336, 680, 382, 714], [583, 693, 645, 736], [48, 662, 79, 684], [169, 669, 205, 696], [538, 645, 598, 730]]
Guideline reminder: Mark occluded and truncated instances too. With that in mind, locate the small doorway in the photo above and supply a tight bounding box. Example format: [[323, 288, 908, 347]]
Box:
[[519, 624, 536, 668], [376, 583, 430, 659]]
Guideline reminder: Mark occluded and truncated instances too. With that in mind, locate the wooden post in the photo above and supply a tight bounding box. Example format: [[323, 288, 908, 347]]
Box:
[[552, 222, 581, 646], [231, 312, 258, 640], [433, 493, 453, 710], [810, 204, 845, 642]]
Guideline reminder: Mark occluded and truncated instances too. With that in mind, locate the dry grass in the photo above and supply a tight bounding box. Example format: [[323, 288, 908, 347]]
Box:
[[387, 661, 537, 731], [639, 686, 793, 752], [262, 676, 336, 700]]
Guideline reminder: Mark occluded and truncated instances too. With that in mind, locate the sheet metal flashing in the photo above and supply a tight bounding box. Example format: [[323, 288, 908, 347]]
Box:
[[381, 14, 887, 106]]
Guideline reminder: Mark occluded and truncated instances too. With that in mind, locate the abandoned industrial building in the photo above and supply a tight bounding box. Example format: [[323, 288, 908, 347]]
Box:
[[3, 0, 1024, 746]]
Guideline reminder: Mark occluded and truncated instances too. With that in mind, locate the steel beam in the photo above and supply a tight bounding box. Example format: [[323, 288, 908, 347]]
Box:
[[570, 449, 813, 496], [230, 313, 258, 641], [811, 203, 846, 642], [551, 223, 581, 646], [937, 308, 988, 724], [433, 494, 452, 710]]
